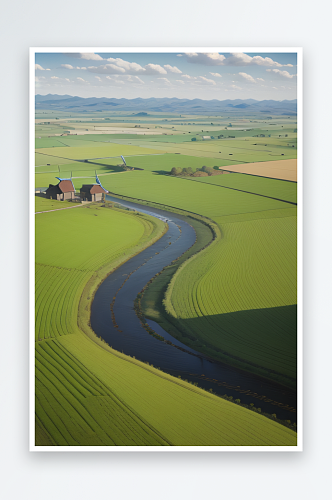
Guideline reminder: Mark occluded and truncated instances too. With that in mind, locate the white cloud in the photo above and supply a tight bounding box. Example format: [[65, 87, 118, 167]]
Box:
[[106, 75, 144, 85], [123, 75, 145, 84], [238, 72, 256, 83], [224, 53, 287, 67], [257, 77, 265, 81], [88, 64, 126, 75], [185, 53, 226, 65], [184, 52, 292, 68], [35, 64, 50, 71], [88, 58, 166, 76], [51, 76, 59, 79], [164, 64, 182, 74], [157, 77, 172, 85], [130, 76, 144, 84], [77, 77, 87, 82], [266, 68, 296, 79], [95, 76, 102, 81], [61, 64, 74, 69], [106, 57, 144, 73], [230, 84, 242, 90], [176, 80, 185, 84], [106, 76, 121, 83], [66, 52, 103, 61], [181, 74, 216, 85], [144, 63, 167, 75], [197, 76, 216, 85], [210, 72, 222, 77]]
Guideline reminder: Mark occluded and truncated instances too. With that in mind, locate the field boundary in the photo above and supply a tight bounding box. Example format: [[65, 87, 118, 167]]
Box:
[[174, 175, 297, 206]]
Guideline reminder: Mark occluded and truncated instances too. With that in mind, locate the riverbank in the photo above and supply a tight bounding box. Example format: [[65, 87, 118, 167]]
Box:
[[91, 196, 297, 422], [35, 197, 296, 446]]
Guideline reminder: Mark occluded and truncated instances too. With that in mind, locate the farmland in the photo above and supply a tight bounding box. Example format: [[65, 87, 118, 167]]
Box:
[[35, 103, 297, 446], [35, 199, 296, 446]]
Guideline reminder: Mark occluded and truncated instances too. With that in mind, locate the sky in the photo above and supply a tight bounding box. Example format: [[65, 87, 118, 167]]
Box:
[[35, 51, 297, 101]]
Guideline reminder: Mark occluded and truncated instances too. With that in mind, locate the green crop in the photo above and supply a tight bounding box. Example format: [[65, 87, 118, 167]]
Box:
[[35, 202, 296, 446]]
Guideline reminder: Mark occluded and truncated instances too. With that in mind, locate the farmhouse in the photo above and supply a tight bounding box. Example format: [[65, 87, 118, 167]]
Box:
[[45, 179, 75, 201], [80, 184, 107, 202]]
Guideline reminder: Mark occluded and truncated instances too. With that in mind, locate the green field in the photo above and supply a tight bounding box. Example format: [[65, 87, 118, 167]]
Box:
[[163, 210, 297, 385], [95, 170, 290, 218], [183, 173, 297, 203], [92, 171, 297, 388], [35, 113, 297, 445], [35, 198, 296, 446]]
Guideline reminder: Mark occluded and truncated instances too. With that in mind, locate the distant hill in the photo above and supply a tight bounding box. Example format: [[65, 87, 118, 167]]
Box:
[[35, 94, 297, 116]]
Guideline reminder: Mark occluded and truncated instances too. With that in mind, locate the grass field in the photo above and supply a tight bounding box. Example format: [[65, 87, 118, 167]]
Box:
[[96, 170, 290, 218], [184, 172, 297, 203], [163, 210, 297, 385], [34, 112, 297, 445], [38, 144, 167, 161], [96, 170, 297, 388], [35, 197, 296, 446]]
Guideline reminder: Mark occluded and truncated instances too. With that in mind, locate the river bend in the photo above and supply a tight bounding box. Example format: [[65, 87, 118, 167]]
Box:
[[90, 195, 297, 421]]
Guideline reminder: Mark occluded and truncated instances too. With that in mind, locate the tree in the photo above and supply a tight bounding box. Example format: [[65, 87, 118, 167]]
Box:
[[191, 137, 197, 141], [171, 167, 181, 176]]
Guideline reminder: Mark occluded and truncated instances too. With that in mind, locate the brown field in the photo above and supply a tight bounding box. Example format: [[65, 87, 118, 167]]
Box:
[[221, 159, 297, 181]]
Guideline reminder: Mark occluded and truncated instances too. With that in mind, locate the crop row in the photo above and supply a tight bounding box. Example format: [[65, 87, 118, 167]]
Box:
[[35, 264, 90, 341], [164, 214, 297, 382], [35, 200, 297, 445]]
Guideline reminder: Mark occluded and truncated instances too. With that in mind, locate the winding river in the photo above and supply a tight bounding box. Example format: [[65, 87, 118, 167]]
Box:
[[90, 195, 297, 421]]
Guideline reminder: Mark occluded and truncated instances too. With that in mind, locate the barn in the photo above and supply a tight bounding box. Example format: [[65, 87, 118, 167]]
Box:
[[80, 184, 107, 202], [45, 179, 75, 201]]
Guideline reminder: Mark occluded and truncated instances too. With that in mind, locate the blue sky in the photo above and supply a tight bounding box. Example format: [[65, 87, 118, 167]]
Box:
[[35, 51, 297, 101]]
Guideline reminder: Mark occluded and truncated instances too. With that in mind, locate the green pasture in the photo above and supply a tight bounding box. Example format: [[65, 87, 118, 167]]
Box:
[[35, 201, 296, 446], [96, 168, 297, 387], [35, 137, 106, 149], [131, 142, 296, 160], [37, 143, 166, 161], [35, 196, 78, 212], [36, 205, 148, 270], [187, 172, 297, 203], [167, 211, 297, 318], [163, 211, 297, 385], [98, 170, 290, 218], [35, 152, 72, 166], [121, 153, 233, 172], [36, 333, 296, 446]]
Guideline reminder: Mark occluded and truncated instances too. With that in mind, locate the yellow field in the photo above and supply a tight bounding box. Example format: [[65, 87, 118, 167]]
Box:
[[224, 159, 297, 181]]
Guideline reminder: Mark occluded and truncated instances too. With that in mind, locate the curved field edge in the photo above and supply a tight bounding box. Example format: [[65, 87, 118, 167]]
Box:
[[35, 200, 296, 446], [163, 213, 297, 389], [110, 193, 297, 390]]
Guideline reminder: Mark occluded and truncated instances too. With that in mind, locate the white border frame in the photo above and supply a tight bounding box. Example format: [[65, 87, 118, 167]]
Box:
[[29, 47, 302, 452]]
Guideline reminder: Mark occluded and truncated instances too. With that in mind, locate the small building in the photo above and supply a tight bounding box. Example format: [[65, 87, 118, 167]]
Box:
[[80, 184, 107, 202], [45, 179, 75, 201]]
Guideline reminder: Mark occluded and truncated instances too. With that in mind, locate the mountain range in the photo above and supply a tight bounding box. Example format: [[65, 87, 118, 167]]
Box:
[[35, 94, 297, 116]]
